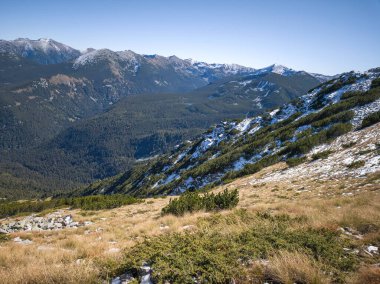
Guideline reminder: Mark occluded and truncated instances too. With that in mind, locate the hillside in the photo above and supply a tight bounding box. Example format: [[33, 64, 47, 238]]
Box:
[[83, 69, 380, 197], [0, 122, 378, 283]]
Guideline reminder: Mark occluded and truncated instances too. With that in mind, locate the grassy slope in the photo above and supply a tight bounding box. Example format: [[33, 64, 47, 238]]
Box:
[[0, 125, 379, 283]]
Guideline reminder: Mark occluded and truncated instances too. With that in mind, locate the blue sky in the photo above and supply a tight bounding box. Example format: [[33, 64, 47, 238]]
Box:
[[1, 0, 379, 74]]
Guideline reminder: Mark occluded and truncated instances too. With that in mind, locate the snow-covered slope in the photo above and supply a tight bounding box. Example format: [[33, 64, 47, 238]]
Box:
[[0, 38, 332, 83], [83, 68, 380, 197], [0, 38, 81, 64], [73, 49, 257, 83], [251, 64, 298, 76]]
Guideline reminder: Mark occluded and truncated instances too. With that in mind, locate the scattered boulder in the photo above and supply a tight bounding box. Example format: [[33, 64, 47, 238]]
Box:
[[111, 263, 152, 284], [140, 264, 153, 284], [365, 245, 379, 256], [0, 212, 92, 233], [13, 236, 32, 245], [111, 272, 135, 284], [339, 227, 363, 239]]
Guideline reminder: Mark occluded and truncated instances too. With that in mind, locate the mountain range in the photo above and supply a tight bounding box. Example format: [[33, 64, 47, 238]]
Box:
[[0, 38, 334, 198]]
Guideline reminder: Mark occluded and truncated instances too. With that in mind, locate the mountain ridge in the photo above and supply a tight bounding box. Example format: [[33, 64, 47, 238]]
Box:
[[0, 38, 333, 82]]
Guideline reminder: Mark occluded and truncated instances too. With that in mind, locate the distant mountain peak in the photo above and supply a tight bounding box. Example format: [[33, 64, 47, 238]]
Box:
[[0, 38, 81, 64], [251, 64, 297, 76]]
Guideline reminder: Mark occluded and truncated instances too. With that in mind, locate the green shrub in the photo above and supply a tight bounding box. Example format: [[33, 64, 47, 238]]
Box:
[[223, 154, 281, 182], [162, 189, 239, 216], [286, 156, 307, 167], [311, 150, 332, 160], [347, 160, 365, 169], [284, 131, 328, 156], [342, 142, 356, 149], [310, 76, 357, 109], [341, 91, 362, 100], [371, 77, 380, 89], [0, 195, 142, 218], [361, 110, 380, 129], [311, 110, 354, 128], [119, 211, 357, 283], [0, 233, 9, 242], [326, 123, 352, 139]]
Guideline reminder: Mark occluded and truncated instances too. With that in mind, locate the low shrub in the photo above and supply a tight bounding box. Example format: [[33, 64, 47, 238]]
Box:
[[326, 123, 352, 139], [342, 142, 356, 149], [341, 91, 363, 100], [312, 150, 332, 160], [119, 211, 357, 283], [371, 77, 380, 89], [361, 110, 380, 129], [0, 195, 142, 218], [348, 160, 365, 169], [0, 233, 9, 242], [162, 189, 239, 216], [286, 156, 307, 167]]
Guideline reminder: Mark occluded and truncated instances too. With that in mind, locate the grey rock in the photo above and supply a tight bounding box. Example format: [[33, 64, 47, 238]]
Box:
[[1, 213, 86, 233], [13, 236, 33, 245], [140, 264, 153, 284], [0, 228, 9, 234], [111, 272, 135, 284]]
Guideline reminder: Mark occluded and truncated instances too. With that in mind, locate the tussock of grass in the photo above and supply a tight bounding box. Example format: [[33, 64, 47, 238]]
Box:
[[351, 266, 380, 284], [265, 250, 331, 284]]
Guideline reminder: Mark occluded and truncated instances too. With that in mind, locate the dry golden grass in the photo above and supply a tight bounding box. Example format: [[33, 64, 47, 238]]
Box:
[[0, 167, 379, 283], [350, 266, 380, 284], [265, 250, 331, 284]]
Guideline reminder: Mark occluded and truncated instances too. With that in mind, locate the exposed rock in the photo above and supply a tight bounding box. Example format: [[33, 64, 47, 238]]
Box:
[[111, 272, 135, 284], [107, 248, 121, 254], [339, 227, 364, 239], [13, 236, 32, 245], [110, 263, 152, 284], [365, 245, 379, 256], [0, 212, 91, 233], [140, 264, 153, 284], [182, 225, 196, 231]]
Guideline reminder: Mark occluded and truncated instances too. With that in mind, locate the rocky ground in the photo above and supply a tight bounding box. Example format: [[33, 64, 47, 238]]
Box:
[[248, 123, 379, 193], [0, 211, 93, 234]]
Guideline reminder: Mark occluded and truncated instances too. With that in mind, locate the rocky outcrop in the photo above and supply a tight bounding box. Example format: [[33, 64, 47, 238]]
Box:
[[0, 211, 92, 233]]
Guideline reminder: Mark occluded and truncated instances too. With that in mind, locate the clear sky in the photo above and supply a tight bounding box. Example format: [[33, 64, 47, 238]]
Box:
[[1, 0, 379, 75]]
